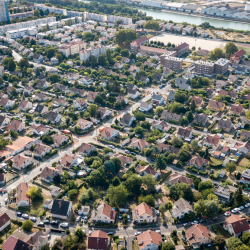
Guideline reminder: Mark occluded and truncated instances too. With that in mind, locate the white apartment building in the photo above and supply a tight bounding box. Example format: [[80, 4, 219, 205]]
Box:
[[141, 0, 163, 8], [34, 4, 68, 15], [80, 44, 108, 61], [0, 0, 10, 23], [6, 27, 37, 39], [107, 15, 132, 24], [59, 45, 70, 57], [87, 12, 107, 22]]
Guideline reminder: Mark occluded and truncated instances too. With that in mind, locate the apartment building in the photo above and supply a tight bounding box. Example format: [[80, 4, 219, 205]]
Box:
[[195, 61, 214, 76], [87, 12, 107, 22], [173, 42, 189, 57], [6, 27, 37, 39], [214, 58, 230, 75], [34, 4, 67, 15], [79, 44, 107, 61], [0, 0, 10, 23], [161, 56, 183, 71], [59, 45, 70, 57], [9, 11, 33, 21], [130, 36, 149, 52], [107, 15, 132, 24]]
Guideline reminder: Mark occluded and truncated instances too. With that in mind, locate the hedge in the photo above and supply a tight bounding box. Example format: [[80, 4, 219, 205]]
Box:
[[90, 143, 105, 149], [211, 224, 218, 234], [111, 124, 124, 131], [125, 146, 140, 154]]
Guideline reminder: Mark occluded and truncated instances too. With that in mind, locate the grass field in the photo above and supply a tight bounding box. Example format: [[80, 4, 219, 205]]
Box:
[[236, 165, 247, 173], [239, 158, 250, 167], [238, 46, 250, 56]]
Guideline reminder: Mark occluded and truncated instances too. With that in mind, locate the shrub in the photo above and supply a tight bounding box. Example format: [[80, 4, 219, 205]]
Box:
[[22, 220, 33, 231]]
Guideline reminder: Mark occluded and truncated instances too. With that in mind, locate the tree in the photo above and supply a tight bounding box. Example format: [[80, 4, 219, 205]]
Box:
[[68, 189, 78, 201], [242, 232, 250, 245], [170, 137, 183, 148], [88, 104, 97, 117], [190, 99, 196, 111], [165, 153, 176, 164], [156, 155, 166, 172], [162, 241, 175, 250], [213, 235, 226, 248], [10, 130, 18, 139], [174, 92, 187, 103], [27, 186, 42, 200], [115, 28, 137, 46], [185, 111, 193, 122], [104, 160, 116, 178], [194, 199, 220, 218], [124, 174, 142, 196], [120, 49, 129, 57], [190, 139, 199, 151], [98, 54, 106, 66], [141, 175, 157, 193], [227, 237, 243, 250], [144, 20, 160, 30], [226, 161, 236, 175], [49, 74, 60, 83], [111, 157, 122, 173], [22, 220, 33, 231], [112, 176, 121, 186], [225, 42, 238, 56], [74, 227, 85, 239], [234, 186, 243, 205], [209, 48, 224, 60], [198, 180, 213, 192], [106, 185, 128, 207], [138, 194, 155, 207], [169, 183, 194, 202], [178, 144, 191, 162], [46, 47, 55, 59], [56, 52, 64, 63]]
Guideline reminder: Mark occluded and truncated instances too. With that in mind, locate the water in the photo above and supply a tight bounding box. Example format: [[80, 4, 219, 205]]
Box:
[[137, 7, 250, 30]]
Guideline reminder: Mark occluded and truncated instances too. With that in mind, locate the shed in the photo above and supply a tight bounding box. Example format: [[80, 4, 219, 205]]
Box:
[[78, 205, 90, 215], [219, 170, 226, 178], [43, 199, 53, 209]]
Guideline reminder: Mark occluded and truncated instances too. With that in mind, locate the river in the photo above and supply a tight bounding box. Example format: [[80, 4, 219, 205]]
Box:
[[137, 7, 250, 30]]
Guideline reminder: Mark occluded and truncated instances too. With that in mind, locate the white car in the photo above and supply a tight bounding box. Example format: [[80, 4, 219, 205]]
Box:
[[191, 220, 198, 225], [135, 232, 142, 236], [239, 206, 244, 210], [76, 216, 81, 222], [108, 145, 115, 149], [60, 222, 69, 228], [30, 217, 36, 222], [245, 204, 250, 208], [224, 211, 231, 216], [22, 214, 29, 219], [231, 208, 239, 213]]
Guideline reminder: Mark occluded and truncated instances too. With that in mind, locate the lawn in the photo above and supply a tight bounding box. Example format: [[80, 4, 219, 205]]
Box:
[[209, 157, 223, 166], [238, 46, 250, 56], [236, 165, 247, 173], [239, 158, 250, 168], [132, 240, 139, 250], [216, 225, 231, 239]]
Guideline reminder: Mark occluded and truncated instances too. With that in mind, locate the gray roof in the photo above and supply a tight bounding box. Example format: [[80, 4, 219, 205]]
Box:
[[167, 90, 175, 101], [120, 114, 134, 125], [152, 94, 163, 101], [173, 198, 193, 213]]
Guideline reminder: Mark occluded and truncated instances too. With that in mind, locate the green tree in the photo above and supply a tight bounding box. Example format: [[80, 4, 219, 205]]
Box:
[[46, 47, 55, 59], [106, 185, 128, 207], [165, 153, 176, 164], [104, 160, 116, 178], [120, 49, 129, 57], [213, 235, 226, 248], [169, 183, 194, 202], [225, 42, 238, 56], [88, 104, 97, 117], [115, 28, 137, 46], [22, 220, 34, 231], [156, 155, 166, 172], [144, 20, 160, 30], [112, 176, 121, 186], [111, 157, 122, 173], [194, 199, 220, 218], [234, 186, 243, 205], [124, 174, 142, 196], [185, 111, 193, 122], [141, 175, 157, 193], [27, 186, 42, 200], [98, 54, 106, 66], [190, 139, 199, 151], [226, 161, 236, 175], [162, 241, 175, 250], [170, 137, 183, 148], [68, 189, 78, 201], [138, 194, 155, 207], [198, 180, 213, 192], [190, 99, 196, 111], [209, 48, 224, 60], [227, 237, 243, 250], [178, 144, 191, 162]]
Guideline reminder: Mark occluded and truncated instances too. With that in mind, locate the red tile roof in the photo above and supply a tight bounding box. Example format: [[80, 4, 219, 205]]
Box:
[[186, 224, 211, 245], [226, 214, 250, 234], [137, 230, 162, 249], [88, 230, 109, 250]]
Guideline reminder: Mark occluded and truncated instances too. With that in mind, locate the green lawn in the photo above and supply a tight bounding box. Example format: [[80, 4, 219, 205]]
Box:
[[239, 158, 250, 168], [236, 165, 247, 173], [238, 46, 250, 56], [209, 157, 223, 166], [216, 225, 231, 239]]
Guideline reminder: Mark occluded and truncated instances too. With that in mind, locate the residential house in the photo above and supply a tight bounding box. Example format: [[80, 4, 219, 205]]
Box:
[[136, 230, 162, 250], [241, 169, 250, 184], [101, 127, 119, 141], [161, 110, 181, 123], [172, 198, 195, 219], [152, 121, 169, 131], [77, 143, 96, 156], [12, 155, 33, 170], [193, 113, 209, 126], [214, 185, 231, 203], [175, 78, 191, 91], [157, 143, 180, 155], [224, 214, 250, 237], [127, 83, 138, 91], [87, 91, 98, 103], [127, 88, 140, 99], [139, 102, 152, 113], [208, 100, 225, 112], [120, 114, 136, 127], [132, 202, 157, 224], [78, 76, 92, 85], [113, 62, 123, 70], [33, 143, 52, 159], [0, 98, 14, 109], [130, 138, 151, 151], [115, 154, 133, 167], [18, 100, 32, 111], [177, 127, 192, 139], [230, 104, 244, 116], [16, 182, 30, 207], [33, 53, 43, 63], [97, 107, 111, 120], [76, 119, 93, 131], [23, 86, 35, 96], [190, 96, 204, 107], [3, 236, 32, 250], [218, 119, 233, 132], [34, 104, 48, 115], [188, 155, 209, 169], [116, 96, 129, 104], [88, 230, 110, 250], [228, 74, 238, 83], [36, 79, 49, 89], [40, 166, 61, 183], [52, 133, 69, 147], [9, 120, 25, 132], [53, 98, 68, 107], [184, 70, 194, 79], [0, 115, 10, 128], [206, 88, 214, 97], [32, 124, 49, 136], [78, 205, 90, 216], [0, 213, 10, 233], [152, 73, 163, 83], [168, 173, 193, 186], [151, 94, 164, 105], [167, 90, 176, 102], [33, 93, 48, 102], [204, 134, 220, 148], [140, 76, 150, 83], [47, 111, 61, 124], [51, 199, 73, 220], [240, 130, 250, 140], [60, 154, 82, 168], [91, 202, 116, 224], [136, 165, 160, 180], [186, 224, 212, 248], [73, 99, 88, 111]]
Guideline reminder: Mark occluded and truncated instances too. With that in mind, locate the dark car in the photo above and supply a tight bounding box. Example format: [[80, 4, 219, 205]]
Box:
[[50, 220, 59, 225], [16, 212, 22, 217], [44, 220, 50, 224], [131, 152, 136, 156], [37, 222, 44, 227], [107, 232, 114, 235]]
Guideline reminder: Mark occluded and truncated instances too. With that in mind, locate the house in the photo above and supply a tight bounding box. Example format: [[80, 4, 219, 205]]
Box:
[[113, 62, 123, 70], [116, 96, 129, 104], [0, 174, 5, 184], [222, 146, 230, 155], [238, 142, 250, 154], [130, 138, 151, 151], [127, 83, 137, 91], [152, 121, 169, 131], [33, 53, 43, 63], [73, 99, 88, 111], [78, 76, 92, 85], [228, 74, 238, 83], [161, 110, 181, 123], [34, 104, 48, 115], [0, 213, 10, 232], [91, 202, 116, 224], [97, 107, 111, 120], [78, 205, 90, 216], [152, 73, 163, 83], [190, 96, 204, 107], [136, 230, 162, 250], [33, 93, 48, 102], [50, 185, 62, 198], [88, 230, 110, 250], [241, 169, 250, 184], [219, 170, 226, 178], [101, 127, 119, 141], [47, 111, 61, 124], [224, 214, 250, 237], [218, 119, 233, 132], [32, 124, 49, 136], [140, 76, 150, 83], [186, 224, 212, 248], [18, 100, 32, 111], [132, 202, 157, 224], [60, 154, 82, 168], [157, 143, 180, 155], [53, 98, 68, 107], [193, 113, 209, 126], [9, 120, 25, 132], [204, 134, 220, 148], [188, 155, 209, 169], [12, 155, 33, 170], [0, 98, 14, 109], [33, 143, 52, 159], [208, 100, 225, 112], [76, 119, 93, 131], [151, 93, 164, 105], [16, 182, 30, 207], [139, 102, 152, 113], [167, 90, 176, 102], [23, 86, 35, 96], [230, 104, 244, 116], [172, 198, 195, 219], [0, 115, 10, 128], [206, 88, 214, 97], [127, 88, 140, 99], [40, 166, 61, 183], [43, 199, 53, 209], [240, 130, 250, 140], [87, 91, 98, 103], [51, 199, 73, 220], [177, 127, 192, 139], [77, 143, 96, 156], [184, 70, 194, 79], [115, 154, 133, 167], [52, 133, 69, 147], [120, 114, 136, 127], [214, 185, 231, 203], [3, 236, 32, 250], [130, 36, 149, 52], [36, 79, 49, 89], [230, 49, 246, 66], [175, 78, 191, 91], [130, 65, 139, 72], [136, 165, 160, 180], [168, 173, 193, 186]]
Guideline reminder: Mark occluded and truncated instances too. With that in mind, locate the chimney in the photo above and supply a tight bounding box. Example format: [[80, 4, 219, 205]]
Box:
[[59, 201, 62, 208]]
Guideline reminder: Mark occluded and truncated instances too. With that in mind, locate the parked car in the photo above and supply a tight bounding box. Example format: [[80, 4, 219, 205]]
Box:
[[183, 223, 188, 227], [107, 232, 114, 235], [44, 220, 50, 224], [124, 150, 130, 154], [131, 152, 136, 156], [231, 208, 239, 213], [239, 206, 244, 210], [50, 220, 59, 225], [108, 145, 115, 149], [135, 232, 142, 236], [16, 212, 22, 217], [60, 222, 69, 228], [119, 214, 122, 219], [224, 211, 231, 216], [37, 222, 44, 227], [76, 216, 81, 222], [156, 210, 160, 216], [30, 217, 36, 222], [22, 214, 29, 219]]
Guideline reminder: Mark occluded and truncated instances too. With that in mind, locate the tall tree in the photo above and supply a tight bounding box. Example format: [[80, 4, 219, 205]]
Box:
[[156, 155, 166, 172], [234, 186, 243, 206], [106, 185, 128, 207], [225, 42, 238, 56], [226, 161, 236, 175]]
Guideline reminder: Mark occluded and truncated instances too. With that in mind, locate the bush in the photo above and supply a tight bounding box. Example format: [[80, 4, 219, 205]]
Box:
[[22, 220, 33, 231], [211, 224, 218, 234], [39, 209, 46, 217]]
